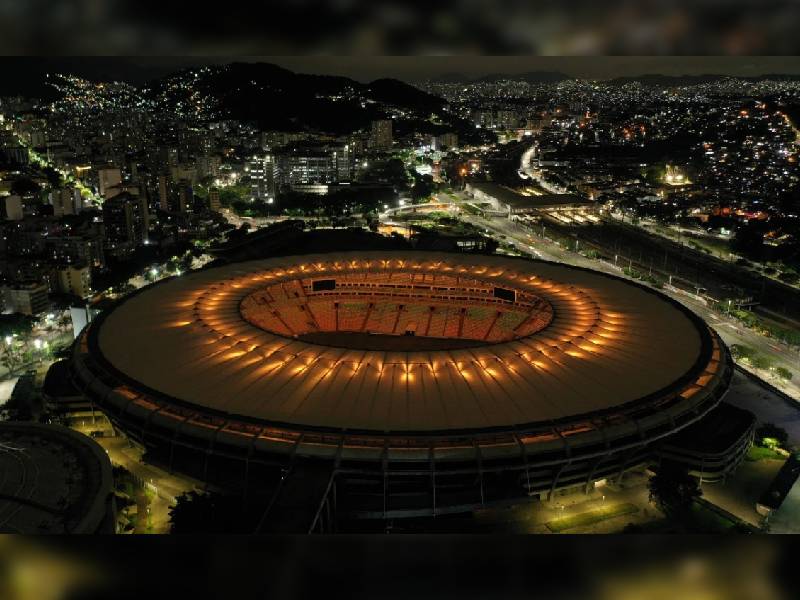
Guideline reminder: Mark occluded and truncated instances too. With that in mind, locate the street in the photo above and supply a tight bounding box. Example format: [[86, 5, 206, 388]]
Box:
[[429, 189, 800, 402]]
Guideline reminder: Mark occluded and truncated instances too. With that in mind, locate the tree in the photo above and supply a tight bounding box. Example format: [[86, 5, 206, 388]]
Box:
[[729, 344, 755, 361], [168, 490, 253, 534], [0, 349, 21, 375], [411, 174, 436, 201], [10, 176, 40, 197], [648, 462, 702, 521], [218, 184, 249, 207], [751, 354, 773, 370], [755, 423, 789, 449], [775, 367, 793, 381], [0, 314, 36, 338], [732, 221, 768, 260], [42, 166, 62, 188]]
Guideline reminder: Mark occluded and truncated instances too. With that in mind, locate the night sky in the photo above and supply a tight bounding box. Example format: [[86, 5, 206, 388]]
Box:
[[5, 57, 800, 92]]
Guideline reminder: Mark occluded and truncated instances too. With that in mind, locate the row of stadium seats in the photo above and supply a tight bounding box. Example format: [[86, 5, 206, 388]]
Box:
[[245, 286, 545, 341]]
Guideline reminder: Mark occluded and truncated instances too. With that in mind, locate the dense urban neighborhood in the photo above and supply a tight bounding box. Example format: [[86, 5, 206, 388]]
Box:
[[3, 59, 800, 536]]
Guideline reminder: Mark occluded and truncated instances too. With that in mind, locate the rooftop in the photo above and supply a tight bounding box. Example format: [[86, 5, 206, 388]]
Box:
[[89, 251, 715, 434], [0, 422, 112, 533], [468, 182, 591, 209]]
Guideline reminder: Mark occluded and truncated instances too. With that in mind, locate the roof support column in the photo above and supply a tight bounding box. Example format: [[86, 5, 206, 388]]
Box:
[[548, 460, 571, 502], [584, 452, 611, 494]]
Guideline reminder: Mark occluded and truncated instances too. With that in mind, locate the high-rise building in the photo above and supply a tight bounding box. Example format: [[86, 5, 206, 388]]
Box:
[[471, 110, 518, 130], [51, 186, 83, 217], [276, 153, 335, 188], [29, 129, 46, 148], [156, 174, 192, 213], [104, 183, 140, 201], [196, 154, 221, 178], [158, 174, 170, 211], [0, 144, 28, 165], [496, 110, 518, 129], [97, 167, 122, 198], [5, 221, 46, 257], [436, 133, 459, 150], [371, 120, 393, 150], [169, 164, 198, 187], [3, 194, 23, 221], [247, 154, 276, 201], [2, 281, 49, 315], [471, 110, 494, 129], [333, 144, 352, 182], [45, 235, 105, 269], [177, 180, 193, 213], [274, 143, 352, 191], [166, 147, 179, 167], [55, 264, 92, 298], [208, 188, 221, 213], [102, 192, 148, 259]]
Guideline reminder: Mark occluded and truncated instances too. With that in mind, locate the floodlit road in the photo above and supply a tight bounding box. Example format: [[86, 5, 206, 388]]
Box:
[[93, 435, 203, 533], [433, 190, 800, 402]]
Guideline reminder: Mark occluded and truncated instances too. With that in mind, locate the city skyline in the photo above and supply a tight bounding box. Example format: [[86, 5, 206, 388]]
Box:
[[1, 54, 800, 538], [6, 57, 800, 89]]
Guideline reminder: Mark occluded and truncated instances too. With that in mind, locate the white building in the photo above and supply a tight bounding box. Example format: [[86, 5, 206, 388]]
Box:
[[247, 154, 276, 201], [2, 281, 49, 315], [55, 264, 92, 298], [51, 187, 83, 217], [97, 167, 122, 198], [3, 194, 23, 221]]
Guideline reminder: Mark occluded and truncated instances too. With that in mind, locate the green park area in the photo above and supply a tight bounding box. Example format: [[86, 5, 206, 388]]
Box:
[[686, 501, 750, 533], [746, 445, 785, 462], [626, 500, 753, 534], [545, 502, 639, 532]]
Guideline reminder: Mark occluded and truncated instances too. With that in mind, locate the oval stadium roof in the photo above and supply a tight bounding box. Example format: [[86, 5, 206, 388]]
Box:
[[90, 251, 709, 433]]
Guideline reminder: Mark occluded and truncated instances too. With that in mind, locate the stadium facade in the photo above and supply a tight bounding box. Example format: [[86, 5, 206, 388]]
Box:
[[68, 251, 741, 528]]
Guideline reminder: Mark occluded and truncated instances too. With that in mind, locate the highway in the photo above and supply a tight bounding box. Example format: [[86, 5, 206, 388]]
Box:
[[430, 190, 800, 402]]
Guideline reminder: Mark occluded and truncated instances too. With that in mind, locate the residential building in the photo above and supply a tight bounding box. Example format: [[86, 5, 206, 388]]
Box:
[[54, 263, 92, 298], [102, 192, 148, 259], [97, 167, 122, 198], [2, 281, 49, 315], [371, 120, 393, 150], [3, 194, 23, 221]]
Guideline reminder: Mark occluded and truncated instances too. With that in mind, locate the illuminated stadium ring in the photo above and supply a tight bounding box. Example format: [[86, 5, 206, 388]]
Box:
[[72, 251, 731, 491], [238, 270, 557, 348]]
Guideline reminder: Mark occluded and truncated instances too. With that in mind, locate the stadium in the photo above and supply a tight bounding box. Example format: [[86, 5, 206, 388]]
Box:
[[69, 250, 737, 529]]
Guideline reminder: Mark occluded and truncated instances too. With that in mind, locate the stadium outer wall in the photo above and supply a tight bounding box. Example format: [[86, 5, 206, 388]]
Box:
[[68, 253, 735, 522]]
